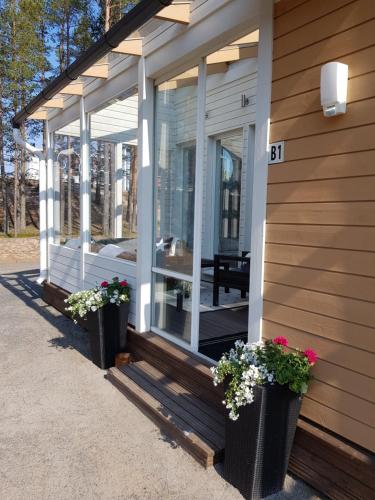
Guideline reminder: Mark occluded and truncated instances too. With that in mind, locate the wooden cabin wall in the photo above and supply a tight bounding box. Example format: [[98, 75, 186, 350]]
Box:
[[264, 0, 375, 453]]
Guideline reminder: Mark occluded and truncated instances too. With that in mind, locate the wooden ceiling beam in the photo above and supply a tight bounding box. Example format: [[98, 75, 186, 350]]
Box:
[[59, 82, 84, 95], [154, 3, 190, 24], [207, 45, 257, 65], [27, 110, 47, 120], [231, 30, 259, 46], [81, 64, 108, 79], [43, 98, 64, 109], [112, 38, 142, 56]]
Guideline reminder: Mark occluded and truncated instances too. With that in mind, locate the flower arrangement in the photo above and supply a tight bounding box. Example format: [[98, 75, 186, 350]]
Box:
[[65, 276, 130, 322], [211, 336, 317, 421]]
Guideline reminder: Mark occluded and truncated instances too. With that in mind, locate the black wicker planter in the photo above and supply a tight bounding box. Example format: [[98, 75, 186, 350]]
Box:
[[224, 384, 302, 499], [84, 302, 129, 369]]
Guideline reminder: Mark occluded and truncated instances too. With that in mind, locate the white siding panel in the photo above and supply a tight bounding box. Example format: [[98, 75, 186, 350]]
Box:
[[83, 253, 137, 325], [49, 244, 81, 292]]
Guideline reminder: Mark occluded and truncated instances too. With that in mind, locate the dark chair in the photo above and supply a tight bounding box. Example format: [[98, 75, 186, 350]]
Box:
[[213, 252, 250, 306]]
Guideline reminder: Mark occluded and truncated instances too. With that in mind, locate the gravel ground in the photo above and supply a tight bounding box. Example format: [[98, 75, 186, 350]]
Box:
[[0, 263, 322, 500]]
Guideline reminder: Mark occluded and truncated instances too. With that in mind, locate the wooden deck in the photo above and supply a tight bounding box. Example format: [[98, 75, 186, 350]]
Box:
[[107, 361, 225, 468]]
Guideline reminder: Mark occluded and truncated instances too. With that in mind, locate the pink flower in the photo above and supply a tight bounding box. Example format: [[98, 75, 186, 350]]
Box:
[[120, 280, 128, 287], [304, 348, 318, 365], [101, 281, 109, 287], [273, 336, 288, 347]]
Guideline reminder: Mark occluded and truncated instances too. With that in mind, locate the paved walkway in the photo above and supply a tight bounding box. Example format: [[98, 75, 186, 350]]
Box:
[[0, 263, 321, 500]]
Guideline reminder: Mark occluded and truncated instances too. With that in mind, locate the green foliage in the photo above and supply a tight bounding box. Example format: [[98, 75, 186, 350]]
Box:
[[65, 276, 131, 321], [212, 338, 316, 420]]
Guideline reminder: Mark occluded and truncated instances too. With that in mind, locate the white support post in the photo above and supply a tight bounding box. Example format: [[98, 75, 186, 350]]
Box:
[[115, 142, 123, 238], [190, 59, 207, 352], [46, 123, 55, 251], [80, 96, 91, 288], [248, 0, 273, 342], [136, 57, 154, 333], [38, 155, 48, 284]]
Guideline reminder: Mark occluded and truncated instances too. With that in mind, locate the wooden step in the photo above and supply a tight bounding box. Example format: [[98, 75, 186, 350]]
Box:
[[127, 329, 225, 414], [106, 360, 225, 468]]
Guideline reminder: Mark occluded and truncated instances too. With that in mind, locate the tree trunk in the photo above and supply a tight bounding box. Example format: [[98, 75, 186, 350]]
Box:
[[67, 136, 72, 236], [103, 143, 110, 236], [110, 143, 116, 237], [130, 146, 137, 233], [13, 144, 19, 236], [19, 120, 27, 231]]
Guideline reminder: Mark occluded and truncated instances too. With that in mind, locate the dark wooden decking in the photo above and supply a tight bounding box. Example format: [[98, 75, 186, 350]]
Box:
[[107, 361, 225, 468]]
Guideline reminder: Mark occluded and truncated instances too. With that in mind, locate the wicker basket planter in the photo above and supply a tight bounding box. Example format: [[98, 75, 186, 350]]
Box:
[[84, 302, 129, 369], [224, 384, 302, 499]]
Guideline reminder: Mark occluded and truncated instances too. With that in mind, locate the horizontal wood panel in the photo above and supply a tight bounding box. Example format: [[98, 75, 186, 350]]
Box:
[[312, 359, 375, 402], [267, 150, 375, 183], [300, 397, 375, 452], [283, 124, 375, 161], [271, 71, 375, 122], [272, 45, 375, 101], [262, 319, 375, 380], [308, 379, 375, 428], [265, 243, 375, 277], [266, 201, 375, 226], [264, 280, 375, 329], [270, 97, 375, 142], [274, 0, 374, 57], [263, 298, 375, 352], [264, 262, 375, 303], [274, 0, 310, 18], [273, 18, 375, 81], [267, 176, 375, 203], [266, 224, 375, 252]]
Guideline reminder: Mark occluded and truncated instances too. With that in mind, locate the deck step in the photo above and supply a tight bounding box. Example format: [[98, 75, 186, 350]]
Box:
[[106, 360, 225, 468], [127, 330, 225, 413]]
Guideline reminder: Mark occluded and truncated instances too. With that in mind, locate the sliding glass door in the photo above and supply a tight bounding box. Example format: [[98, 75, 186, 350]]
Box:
[[151, 69, 198, 345]]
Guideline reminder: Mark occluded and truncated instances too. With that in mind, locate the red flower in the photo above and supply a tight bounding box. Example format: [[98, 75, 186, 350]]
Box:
[[120, 280, 128, 287], [273, 336, 288, 347], [101, 281, 109, 287], [304, 348, 318, 365]]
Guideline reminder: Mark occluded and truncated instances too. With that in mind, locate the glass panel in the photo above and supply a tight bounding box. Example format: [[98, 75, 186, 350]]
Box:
[[53, 120, 81, 246], [217, 133, 243, 253], [89, 91, 138, 261], [153, 273, 192, 344], [197, 28, 258, 360], [154, 72, 198, 276]]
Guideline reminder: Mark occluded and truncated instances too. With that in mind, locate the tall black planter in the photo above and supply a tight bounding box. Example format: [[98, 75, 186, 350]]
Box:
[[84, 302, 129, 369], [224, 384, 302, 500]]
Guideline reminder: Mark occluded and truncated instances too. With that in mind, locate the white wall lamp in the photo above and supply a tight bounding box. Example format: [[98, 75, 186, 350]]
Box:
[[320, 62, 348, 117]]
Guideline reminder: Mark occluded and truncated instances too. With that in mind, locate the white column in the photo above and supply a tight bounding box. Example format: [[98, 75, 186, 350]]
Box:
[[80, 96, 90, 287], [46, 123, 54, 249], [190, 59, 207, 352], [38, 155, 48, 283], [248, 0, 274, 342], [136, 57, 154, 333], [115, 142, 123, 238]]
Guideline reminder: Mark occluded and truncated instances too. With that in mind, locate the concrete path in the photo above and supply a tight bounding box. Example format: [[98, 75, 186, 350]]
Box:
[[0, 263, 322, 500]]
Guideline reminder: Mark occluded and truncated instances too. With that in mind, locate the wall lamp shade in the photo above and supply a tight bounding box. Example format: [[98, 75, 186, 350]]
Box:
[[320, 62, 348, 117]]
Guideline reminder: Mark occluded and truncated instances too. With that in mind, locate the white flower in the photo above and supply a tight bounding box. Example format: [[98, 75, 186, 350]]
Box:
[[110, 298, 116, 303]]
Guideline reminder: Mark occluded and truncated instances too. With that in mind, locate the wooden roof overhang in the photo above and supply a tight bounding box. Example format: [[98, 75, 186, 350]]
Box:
[[17, 1, 259, 124]]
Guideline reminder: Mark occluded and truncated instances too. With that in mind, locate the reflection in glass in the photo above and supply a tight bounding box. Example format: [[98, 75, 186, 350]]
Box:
[[89, 91, 138, 261], [54, 122, 81, 246], [154, 75, 198, 275], [153, 273, 192, 344]]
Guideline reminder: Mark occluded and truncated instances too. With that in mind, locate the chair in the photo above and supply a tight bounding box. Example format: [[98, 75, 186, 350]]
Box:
[[213, 252, 250, 306]]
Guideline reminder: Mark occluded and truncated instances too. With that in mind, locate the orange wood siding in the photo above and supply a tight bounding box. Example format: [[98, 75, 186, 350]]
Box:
[[266, 0, 375, 453]]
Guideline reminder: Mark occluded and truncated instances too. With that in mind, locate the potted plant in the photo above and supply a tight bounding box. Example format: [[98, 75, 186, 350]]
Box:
[[65, 277, 130, 369], [211, 337, 317, 499]]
